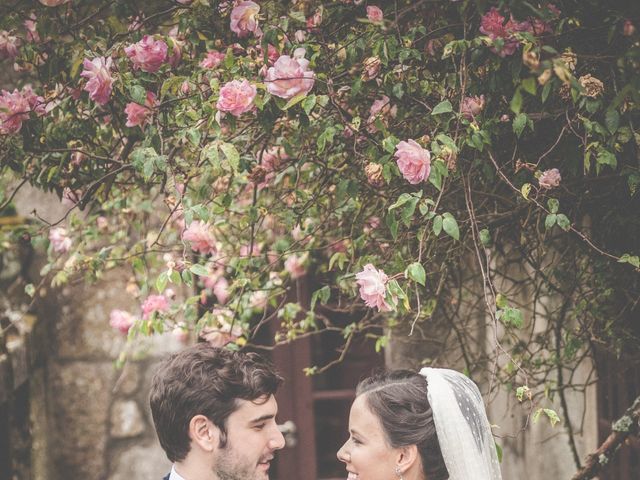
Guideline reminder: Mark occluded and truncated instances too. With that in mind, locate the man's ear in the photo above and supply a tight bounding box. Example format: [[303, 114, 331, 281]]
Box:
[[188, 414, 220, 452], [395, 444, 419, 475]]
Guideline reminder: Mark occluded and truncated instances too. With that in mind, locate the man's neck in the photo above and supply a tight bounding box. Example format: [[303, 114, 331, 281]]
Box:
[[174, 460, 217, 480]]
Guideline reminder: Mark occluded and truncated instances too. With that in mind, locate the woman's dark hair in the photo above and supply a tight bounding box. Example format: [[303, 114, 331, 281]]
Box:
[[149, 344, 283, 462], [357, 369, 449, 480]]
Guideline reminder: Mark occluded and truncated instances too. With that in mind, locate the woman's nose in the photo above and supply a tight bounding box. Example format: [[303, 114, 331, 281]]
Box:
[[337, 441, 350, 463]]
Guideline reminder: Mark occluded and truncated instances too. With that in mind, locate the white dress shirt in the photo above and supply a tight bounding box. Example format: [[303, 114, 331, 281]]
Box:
[[169, 465, 187, 480]]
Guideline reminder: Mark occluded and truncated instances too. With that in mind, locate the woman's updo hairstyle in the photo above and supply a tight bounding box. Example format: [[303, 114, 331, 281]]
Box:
[[356, 369, 449, 480]]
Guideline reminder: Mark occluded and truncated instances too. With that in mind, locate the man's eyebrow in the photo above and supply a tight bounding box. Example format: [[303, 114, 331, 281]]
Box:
[[249, 413, 276, 424]]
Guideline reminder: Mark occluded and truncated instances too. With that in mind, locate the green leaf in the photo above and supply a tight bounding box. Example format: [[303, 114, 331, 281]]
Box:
[[219, 142, 240, 171], [479, 228, 491, 247], [497, 306, 524, 328], [388, 192, 414, 211], [510, 88, 523, 114], [605, 109, 620, 134], [521, 77, 537, 96], [383, 135, 400, 153], [556, 214, 570, 231], [513, 112, 528, 138], [433, 215, 443, 236], [25, 283, 35, 297], [156, 271, 168, 293], [495, 443, 503, 464], [310, 285, 331, 311], [516, 385, 530, 402], [405, 262, 426, 286], [302, 94, 317, 115], [328, 252, 347, 271], [128, 84, 146, 105], [432, 100, 453, 115], [618, 254, 640, 268], [190, 264, 210, 276], [547, 198, 559, 214], [543, 408, 561, 427], [181, 269, 194, 287], [442, 213, 460, 240], [545, 213, 557, 230], [169, 270, 182, 284], [283, 92, 308, 110], [386, 213, 399, 240]]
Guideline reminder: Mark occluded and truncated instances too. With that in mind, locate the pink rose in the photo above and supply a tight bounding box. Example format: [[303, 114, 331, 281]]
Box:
[[216, 79, 257, 117], [124, 91, 157, 127], [0, 89, 31, 134], [538, 168, 561, 189], [367, 95, 397, 133], [230, 1, 261, 38], [355, 264, 391, 312], [294, 30, 307, 43], [182, 220, 217, 255], [480, 8, 532, 57], [167, 27, 184, 68], [0, 31, 20, 60], [109, 309, 136, 334], [199, 308, 243, 347], [285, 254, 307, 279], [70, 151, 87, 166], [623, 20, 636, 37], [49, 227, 72, 253], [124, 35, 167, 73], [460, 95, 485, 120], [200, 50, 226, 69], [265, 48, 315, 99], [394, 139, 431, 184], [367, 6, 384, 23], [213, 276, 229, 304], [256, 146, 288, 188], [24, 15, 40, 43], [141, 294, 169, 319], [96, 216, 109, 230], [306, 9, 322, 31], [80, 56, 114, 105]]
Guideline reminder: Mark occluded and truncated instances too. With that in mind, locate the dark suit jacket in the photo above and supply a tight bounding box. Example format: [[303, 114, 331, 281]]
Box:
[[162, 474, 170, 480]]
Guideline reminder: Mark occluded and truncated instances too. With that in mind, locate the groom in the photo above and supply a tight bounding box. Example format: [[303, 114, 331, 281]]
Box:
[[150, 343, 286, 480]]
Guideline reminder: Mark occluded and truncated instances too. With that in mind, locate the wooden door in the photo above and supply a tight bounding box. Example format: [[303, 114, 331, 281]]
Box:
[[259, 278, 385, 479]]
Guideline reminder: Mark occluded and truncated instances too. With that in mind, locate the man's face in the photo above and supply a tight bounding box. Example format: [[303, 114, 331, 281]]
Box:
[[213, 395, 285, 480]]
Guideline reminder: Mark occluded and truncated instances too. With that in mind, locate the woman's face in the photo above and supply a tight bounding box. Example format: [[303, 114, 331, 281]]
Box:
[[337, 394, 400, 480]]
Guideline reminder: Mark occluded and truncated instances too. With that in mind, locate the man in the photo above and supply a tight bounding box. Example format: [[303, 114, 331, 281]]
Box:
[[150, 343, 286, 480]]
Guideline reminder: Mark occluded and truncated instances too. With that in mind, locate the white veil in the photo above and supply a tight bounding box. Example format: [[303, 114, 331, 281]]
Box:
[[420, 368, 502, 480]]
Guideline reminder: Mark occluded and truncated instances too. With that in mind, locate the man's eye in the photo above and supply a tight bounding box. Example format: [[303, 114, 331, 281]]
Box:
[[253, 423, 266, 430], [351, 436, 361, 445]]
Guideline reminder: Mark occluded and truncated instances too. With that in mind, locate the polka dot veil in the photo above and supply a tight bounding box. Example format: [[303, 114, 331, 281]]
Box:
[[420, 368, 502, 480]]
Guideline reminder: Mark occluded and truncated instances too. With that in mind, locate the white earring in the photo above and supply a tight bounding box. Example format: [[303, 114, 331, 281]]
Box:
[[395, 465, 404, 480]]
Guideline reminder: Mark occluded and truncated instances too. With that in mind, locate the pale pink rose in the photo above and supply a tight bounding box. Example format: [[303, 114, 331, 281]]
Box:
[[0, 31, 20, 60], [258, 44, 279, 65], [20, 85, 45, 116], [62, 187, 82, 206], [213, 276, 229, 304], [182, 220, 217, 255], [367, 6, 384, 23], [230, 1, 262, 38], [141, 294, 169, 319], [265, 48, 315, 99], [240, 242, 262, 257], [172, 323, 189, 344], [216, 79, 257, 117], [250, 290, 268, 309], [285, 254, 307, 279], [0, 89, 31, 134], [180, 81, 191, 94], [109, 309, 136, 334], [39, 0, 69, 5], [306, 9, 322, 30], [167, 27, 183, 68], [128, 15, 144, 33], [363, 216, 381, 234], [124, 35, 167, 73], [538, 168, 561, 189], [49, 227, 72, 253], [80, 56, 114, 105], [24, 15, 40, 43], [394, 139, 431, 184], [367, 95, 397, 133], [200, 50, 225, 69], [96, 216, 109, 230], [355, 264, 391, 311], [124, 91, 157, 127], [70, 151, 87, 166], [294, 30, 307, 43], [460, 94, 485, 120]]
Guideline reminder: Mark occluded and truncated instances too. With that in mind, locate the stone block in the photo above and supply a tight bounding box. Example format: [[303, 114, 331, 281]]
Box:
[[49, 361, 114, 480], [110, 399, 145, 438]]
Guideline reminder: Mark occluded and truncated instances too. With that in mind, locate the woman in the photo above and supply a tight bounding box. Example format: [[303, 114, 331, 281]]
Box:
[[337, 368, 502, 480]]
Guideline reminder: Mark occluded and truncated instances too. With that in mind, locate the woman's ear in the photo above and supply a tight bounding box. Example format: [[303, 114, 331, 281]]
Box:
[[189, 414, 220, 452], [396, 444, 419, 474]]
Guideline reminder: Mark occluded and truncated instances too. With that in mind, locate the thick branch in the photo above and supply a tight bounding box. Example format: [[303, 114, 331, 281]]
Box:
[[571, 394, 640, 480]]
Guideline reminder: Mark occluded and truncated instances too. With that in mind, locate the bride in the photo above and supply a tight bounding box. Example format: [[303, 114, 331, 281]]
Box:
[[337, 368, 502, 480]]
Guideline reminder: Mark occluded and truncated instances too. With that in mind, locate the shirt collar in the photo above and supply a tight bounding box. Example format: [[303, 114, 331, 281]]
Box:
[[169, 465, 187, 480]]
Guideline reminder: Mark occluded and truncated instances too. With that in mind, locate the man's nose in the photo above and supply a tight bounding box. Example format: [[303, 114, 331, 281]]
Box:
[[269, 423, 286, 450]]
